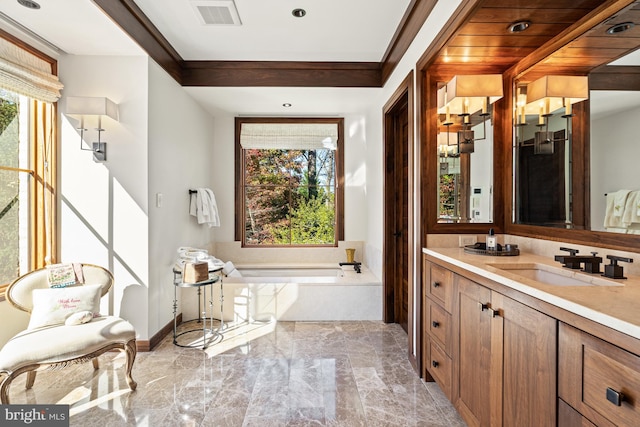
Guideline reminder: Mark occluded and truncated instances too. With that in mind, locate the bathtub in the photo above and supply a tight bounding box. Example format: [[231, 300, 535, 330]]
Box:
[[181, 264, 382, 322], [238, 267, 342, 278]]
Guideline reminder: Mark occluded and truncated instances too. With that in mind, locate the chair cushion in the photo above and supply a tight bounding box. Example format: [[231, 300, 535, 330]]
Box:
[[0, 316, 136, 372], [27, 284, 102, 330]]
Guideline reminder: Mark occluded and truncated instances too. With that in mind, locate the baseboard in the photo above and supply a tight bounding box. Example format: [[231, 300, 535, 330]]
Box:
[[136, 314, 181, 352]]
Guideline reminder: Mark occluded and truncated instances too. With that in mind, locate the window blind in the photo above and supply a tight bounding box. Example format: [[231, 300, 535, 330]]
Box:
[[0, 37, 63, 103], [240, 123, 338, 150]]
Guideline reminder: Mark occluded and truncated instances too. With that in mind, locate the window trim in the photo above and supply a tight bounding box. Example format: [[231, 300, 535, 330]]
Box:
[[235, 117, 345, 246], [0, 32, 58, 298]]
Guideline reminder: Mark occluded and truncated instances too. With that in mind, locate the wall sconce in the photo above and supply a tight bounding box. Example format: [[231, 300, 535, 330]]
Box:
[[518, 75, 588, 155], [66, 96, 119, 162], [438, 74, 503, 154]]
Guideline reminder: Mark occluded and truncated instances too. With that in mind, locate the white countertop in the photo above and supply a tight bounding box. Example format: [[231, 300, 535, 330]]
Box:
[[423, 247, 640, 340]]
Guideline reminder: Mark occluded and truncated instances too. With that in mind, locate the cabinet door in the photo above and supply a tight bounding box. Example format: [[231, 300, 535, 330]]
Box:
[[494, 293, 557, 427], [455, 276, 494, 427]]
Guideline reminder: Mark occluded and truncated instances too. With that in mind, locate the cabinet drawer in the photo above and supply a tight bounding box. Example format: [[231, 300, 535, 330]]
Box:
[[428, 263, 454, 312], [560, 323, 640, 427], [427, 339, 452, 397], [428, 299, 452, 354], [583, 340, 640, 426]]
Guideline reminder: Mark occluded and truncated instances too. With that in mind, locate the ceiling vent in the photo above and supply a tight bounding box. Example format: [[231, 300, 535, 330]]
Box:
[[191, 0, 242, 26]]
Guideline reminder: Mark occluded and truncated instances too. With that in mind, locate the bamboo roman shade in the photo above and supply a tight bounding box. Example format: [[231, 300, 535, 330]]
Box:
[[0, 36, 63, 103], [240, 123, 338, 150]]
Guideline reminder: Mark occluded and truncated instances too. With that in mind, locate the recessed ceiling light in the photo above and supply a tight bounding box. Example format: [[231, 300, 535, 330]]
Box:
[[283, 103, 292, 108], [508, 20, 531, 33], [606, 22, 635, 35], [292, 8, 306, 18], [17, 0, 40, 9]]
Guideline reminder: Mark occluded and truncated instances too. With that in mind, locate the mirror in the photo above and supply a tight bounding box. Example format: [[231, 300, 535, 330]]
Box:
[[590, 89, 640, 234], [437, 109, 494, 223], [510, 1, 640, 242], [512, 77, 585, 229], [435, 74, 503, 224]]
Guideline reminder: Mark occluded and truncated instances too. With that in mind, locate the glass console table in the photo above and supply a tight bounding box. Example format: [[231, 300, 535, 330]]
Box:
[[172, 266, 224, 349]]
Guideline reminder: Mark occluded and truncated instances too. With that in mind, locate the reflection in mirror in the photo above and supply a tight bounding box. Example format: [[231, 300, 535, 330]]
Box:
[[436, 74, 502, 224], [437, 109, 494, 223], [590, 90, 640, 234], [513, 76, 588, 228]]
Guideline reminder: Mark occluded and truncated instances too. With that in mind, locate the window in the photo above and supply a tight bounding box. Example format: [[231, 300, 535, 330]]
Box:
[[235, 118, 344, 246], [0, 34, 60, 295]]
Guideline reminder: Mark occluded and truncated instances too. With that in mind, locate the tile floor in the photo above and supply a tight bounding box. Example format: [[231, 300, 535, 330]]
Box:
[[7, 320, 466, 426]]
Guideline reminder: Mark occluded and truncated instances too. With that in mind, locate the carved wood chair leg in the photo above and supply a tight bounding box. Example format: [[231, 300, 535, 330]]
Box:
[[25, 371, 36, 389], [92, 358, 99, 370], [124, 340, 137, 390], [0, 375, 11, 404]]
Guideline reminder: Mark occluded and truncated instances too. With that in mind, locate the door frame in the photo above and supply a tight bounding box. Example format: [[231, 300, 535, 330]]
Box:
[[383, 71, 419, 372]]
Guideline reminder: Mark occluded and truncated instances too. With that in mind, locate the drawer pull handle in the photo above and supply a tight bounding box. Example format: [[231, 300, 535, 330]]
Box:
[[433, 282, 441, 288], [432, 321, 440, 328], [606, 387, 624, 406], [489, 308, 500, 318], [432, 360, 439, 368], [478, 302, 489, 311]]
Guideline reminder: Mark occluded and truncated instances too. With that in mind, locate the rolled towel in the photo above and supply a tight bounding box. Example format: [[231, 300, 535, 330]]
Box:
[[227, 269, 243, 278], [222, 261, 236, 276]]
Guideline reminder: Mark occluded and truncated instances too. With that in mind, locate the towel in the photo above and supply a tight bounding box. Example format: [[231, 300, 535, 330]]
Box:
[[222, 261, 236, 276], [604, 190, 631, 229], [613, 190, 631, 217], [189, 188, 220, 228], [622, 190, 640, 227]]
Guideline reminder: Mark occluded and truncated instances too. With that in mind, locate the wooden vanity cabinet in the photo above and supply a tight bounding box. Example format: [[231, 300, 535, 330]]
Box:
[[423, 260, 455, 398], [454, 274, 557, 427], [424, 256, 557, 427], [559, 322, 640, 427]]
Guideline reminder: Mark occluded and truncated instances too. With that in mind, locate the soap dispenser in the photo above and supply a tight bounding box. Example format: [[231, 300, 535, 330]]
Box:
[[486, 228, 497, 252]]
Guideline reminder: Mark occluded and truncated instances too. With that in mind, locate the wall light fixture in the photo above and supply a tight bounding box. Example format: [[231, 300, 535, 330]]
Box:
[[519, 75, 588, 154], [437, 74, 503, 154], [66, 96, 119, 162]]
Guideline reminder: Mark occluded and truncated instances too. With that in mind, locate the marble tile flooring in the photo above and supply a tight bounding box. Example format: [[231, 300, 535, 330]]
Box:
[[7, 320, 466, 426]]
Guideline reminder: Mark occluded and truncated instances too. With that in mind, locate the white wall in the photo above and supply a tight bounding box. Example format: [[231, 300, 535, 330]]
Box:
[[591, 105, 640, 231], [54, 55, 215, 342], [147, 59, 216, 337], [58, 54, 151, 338]]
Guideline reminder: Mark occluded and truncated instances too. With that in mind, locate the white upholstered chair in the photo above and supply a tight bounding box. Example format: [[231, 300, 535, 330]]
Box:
[[0, 264, 137, 404]]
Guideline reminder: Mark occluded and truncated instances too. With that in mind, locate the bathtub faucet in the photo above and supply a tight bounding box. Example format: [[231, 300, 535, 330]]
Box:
[[339, 262, 361, 273]]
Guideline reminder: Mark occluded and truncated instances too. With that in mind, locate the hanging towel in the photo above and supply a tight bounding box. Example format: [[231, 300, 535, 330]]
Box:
[[604, 190, 631, 230], [613, 190, 631, 217], [189, 188, 220, 227], [622, 191, 640, 227]]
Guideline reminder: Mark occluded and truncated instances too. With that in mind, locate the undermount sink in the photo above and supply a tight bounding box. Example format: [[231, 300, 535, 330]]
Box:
[[487, 263, 624, 287]]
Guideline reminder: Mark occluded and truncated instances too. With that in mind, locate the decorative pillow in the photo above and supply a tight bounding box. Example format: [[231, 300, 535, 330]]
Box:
[[64, 310, 94, 326], [28, 284, 102, 330]]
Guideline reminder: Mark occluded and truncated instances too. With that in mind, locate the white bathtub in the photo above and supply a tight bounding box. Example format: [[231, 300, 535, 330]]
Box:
[[181, 264, 382, 322], [238, 267, 342, 278]]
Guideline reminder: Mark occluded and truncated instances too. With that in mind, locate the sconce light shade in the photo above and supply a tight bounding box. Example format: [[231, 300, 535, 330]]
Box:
[[66, 96, 119, 121], [525, 75, 588, 116], [65, 96, 119, 162], [445, 74, 504, 115]]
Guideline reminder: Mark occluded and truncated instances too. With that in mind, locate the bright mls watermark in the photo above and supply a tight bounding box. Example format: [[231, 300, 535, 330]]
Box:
[[1, 405, 69, 426]]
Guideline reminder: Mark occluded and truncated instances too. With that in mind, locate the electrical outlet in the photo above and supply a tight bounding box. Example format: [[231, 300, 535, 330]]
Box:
[[459, 235, 477, 247]]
